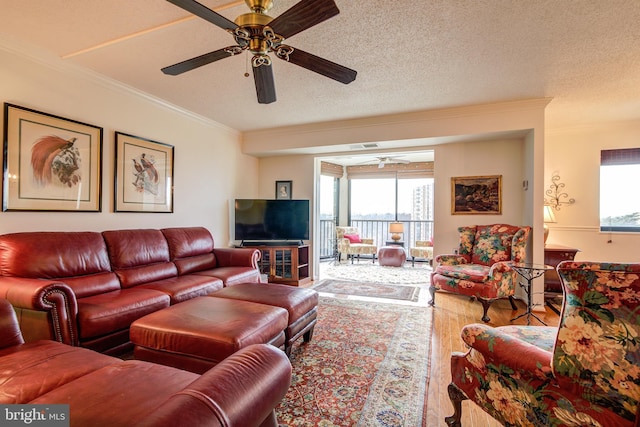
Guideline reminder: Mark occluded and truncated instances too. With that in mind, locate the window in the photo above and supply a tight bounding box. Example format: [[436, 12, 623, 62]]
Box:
[[600, 148, 640, 232]]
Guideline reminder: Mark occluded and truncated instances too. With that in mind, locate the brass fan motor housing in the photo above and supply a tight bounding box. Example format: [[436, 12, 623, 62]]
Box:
[[244, 0, 273, 13]]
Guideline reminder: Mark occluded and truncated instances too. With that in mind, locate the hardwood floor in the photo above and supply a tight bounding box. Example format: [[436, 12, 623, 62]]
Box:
[[309, 264, 561, 426]]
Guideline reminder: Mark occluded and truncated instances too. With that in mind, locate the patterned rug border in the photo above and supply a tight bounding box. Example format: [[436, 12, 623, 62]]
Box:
[[277, 296, 434, 426], [313, 279, 421, 302]]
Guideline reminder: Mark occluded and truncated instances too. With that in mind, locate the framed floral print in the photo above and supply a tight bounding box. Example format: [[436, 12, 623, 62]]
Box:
[[451, 175, 502, 215], [2, 103, 103, 211], [114, 132, 174, 213]]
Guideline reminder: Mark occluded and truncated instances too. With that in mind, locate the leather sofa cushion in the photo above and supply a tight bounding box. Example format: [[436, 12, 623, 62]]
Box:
[[77, 289, 170, 340], [103, 229, 178, 287], [138, 275, 223, 304], [194, 266, 260, 286], [0, 340, 118, 404], [162, 227, 218, 274], [30, 360, 200, 426], [103, 229, 171, 269], [0, 232, 117, 296]]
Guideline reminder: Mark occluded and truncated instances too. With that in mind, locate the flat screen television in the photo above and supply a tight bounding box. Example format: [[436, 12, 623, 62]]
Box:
[[234, 199, 310, 243]]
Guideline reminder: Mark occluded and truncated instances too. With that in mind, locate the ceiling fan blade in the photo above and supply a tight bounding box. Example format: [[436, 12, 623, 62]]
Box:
[[269, 0, 340, 39], [278, 47, 356, 84], [166, 0, 237, 31], [253, 62, 276, 104], [162, 47, 236, 75]]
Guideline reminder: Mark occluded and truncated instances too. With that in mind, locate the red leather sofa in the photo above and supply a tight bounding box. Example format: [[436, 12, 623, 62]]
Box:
[[0, 227, 261, 355], [0, 298, 291, 427]]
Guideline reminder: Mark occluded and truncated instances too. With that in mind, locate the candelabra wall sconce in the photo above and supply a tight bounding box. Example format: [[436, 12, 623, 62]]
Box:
[[544, 172, 575, 210]]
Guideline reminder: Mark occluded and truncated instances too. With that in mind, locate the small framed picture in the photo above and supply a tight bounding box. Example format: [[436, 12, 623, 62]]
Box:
[[451, 175, 502, 215], [2, 103, 103, 212], [114, 132, 174, 212], [275, 180, 292, 200]]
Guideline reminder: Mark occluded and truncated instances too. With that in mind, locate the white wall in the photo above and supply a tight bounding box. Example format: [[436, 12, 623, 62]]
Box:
[[545, 120, 640, 262], [433, 138, 527, 254], [0, 41, 258, 244]]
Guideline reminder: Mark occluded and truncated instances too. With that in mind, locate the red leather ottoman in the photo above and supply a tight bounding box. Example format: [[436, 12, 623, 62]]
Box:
[[378, 246, 407, 267], [211, 283, 319, 356], [130, 296, 287, 374]]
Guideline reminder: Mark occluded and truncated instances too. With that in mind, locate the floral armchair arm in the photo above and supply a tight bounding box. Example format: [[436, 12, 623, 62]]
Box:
[[435, 254, 470, 265], [460, 323, 554, 380], [360, 238, 374, 245]]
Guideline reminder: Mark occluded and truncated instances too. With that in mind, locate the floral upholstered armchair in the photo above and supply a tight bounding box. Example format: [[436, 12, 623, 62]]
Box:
[[335, 226, 377, 264], [446, 261, 640, 427], [430, 224, 531, 322]]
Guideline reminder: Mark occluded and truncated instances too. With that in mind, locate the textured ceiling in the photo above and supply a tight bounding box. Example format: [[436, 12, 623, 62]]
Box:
[[1, 0, 640, 135]]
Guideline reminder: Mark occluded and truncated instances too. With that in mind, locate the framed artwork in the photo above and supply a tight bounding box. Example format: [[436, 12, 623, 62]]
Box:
[[114, 132, 174, 213], [2, 103, 102, 212], [451, 175, 502, 215], [275, 180, 292, 200]]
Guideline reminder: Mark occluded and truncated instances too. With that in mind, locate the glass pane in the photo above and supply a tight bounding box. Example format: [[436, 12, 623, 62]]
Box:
[[600, 164, 640, 230], [319, 175, 335, 220], [350, 178, 395, 219]]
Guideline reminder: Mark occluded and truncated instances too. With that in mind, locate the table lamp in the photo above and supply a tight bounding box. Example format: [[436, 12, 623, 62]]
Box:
[[389, 222, 404, 242], [543, 205, 556, 245]]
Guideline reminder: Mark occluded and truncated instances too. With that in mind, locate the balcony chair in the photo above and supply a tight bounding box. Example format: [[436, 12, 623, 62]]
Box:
[[430, 224, 531, 322], [409, 239, 434, 267], [335, 226, 377, 264], [445, 261, 640, 427]]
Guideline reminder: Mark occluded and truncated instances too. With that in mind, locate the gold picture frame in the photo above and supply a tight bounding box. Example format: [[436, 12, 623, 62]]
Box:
[[451, 175, 502, 215], [2, 103, 103, 212], [114, 132, 174, 213]]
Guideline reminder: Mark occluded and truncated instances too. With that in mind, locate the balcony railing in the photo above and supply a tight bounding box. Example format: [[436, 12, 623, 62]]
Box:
[[318, 219, 434, 259]]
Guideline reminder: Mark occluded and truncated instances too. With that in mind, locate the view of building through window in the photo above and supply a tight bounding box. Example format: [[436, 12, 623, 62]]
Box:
[[350, 178, 434, 222], [600, 163, 640, 231], [600, 148, 640, 232]]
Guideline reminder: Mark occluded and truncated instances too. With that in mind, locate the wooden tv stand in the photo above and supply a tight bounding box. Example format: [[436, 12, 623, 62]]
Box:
[[243, 244, 310, 286]]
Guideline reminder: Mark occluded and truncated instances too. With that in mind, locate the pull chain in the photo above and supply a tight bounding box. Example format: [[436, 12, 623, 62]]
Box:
[[244, 51, 250, 77]]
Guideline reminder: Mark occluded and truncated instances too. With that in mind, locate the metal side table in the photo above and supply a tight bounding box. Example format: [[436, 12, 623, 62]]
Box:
[[510, 262, 553, 325]]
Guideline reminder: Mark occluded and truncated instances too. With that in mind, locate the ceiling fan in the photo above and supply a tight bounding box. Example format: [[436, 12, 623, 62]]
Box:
[[355, 156, 411, 168], [376, 156, 410, 168], [162, 0, 357, 104]]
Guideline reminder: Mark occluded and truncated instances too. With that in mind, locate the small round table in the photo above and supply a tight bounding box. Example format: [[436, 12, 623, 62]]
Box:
[[510, 262, 553, 325]]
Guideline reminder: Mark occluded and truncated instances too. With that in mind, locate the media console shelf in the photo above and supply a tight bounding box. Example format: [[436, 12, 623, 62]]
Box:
[[245, 244, 310, 286]]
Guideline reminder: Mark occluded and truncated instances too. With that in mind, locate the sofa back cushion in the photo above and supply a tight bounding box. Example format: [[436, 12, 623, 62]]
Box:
[[102, 229, 177, 288], [0, 232, 120, 297], [470, 224, 528, 266], [161, 227, 217, 275]]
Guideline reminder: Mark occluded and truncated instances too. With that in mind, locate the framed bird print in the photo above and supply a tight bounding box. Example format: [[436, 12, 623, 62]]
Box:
[[2, 103, 103, 211], [114, 132, 174, 213]]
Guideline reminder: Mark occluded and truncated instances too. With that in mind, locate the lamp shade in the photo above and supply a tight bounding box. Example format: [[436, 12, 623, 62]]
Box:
[[543, 205, 557, 223], [389, 222, 404, 233], [543, 205, 556, 245]]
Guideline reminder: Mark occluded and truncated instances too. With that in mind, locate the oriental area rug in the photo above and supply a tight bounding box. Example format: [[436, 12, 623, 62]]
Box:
[[276, 296, 433, 427], [322, 263, 431, 285], [313, 279, 420, 302]]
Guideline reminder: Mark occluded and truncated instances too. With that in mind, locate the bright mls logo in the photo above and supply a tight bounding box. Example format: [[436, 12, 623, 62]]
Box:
[[0, 405, 69, 426]]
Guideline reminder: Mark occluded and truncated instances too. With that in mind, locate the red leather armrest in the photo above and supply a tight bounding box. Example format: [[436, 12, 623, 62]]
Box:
[[137, 344, 292, 427], [213, 248, 260, 269]]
